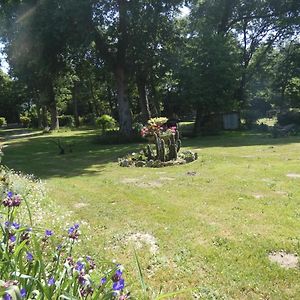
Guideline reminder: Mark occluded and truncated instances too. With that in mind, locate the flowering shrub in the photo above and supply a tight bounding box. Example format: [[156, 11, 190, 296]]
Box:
[[0, 189, 130, 299], [140, 117, 176, 140]]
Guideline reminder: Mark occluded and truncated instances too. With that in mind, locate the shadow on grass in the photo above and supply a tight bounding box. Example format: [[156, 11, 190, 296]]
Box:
[[182, 131, 300, 149], [1, 130, 141, 179], [2, 129, 300, 179]]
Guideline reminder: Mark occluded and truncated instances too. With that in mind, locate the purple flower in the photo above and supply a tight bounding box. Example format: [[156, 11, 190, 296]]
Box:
[[75, 261, 84, 272], [113, 278, 125, 291], [12, 222, 20, 230], [68, 224, 79, 240], [9, 235, 16, 243], [4, 221, 10, 228], [48, 277, 55, 286], [2, 194, 22, 207], [3, 293, 12, 300], [101, 277, 107, 285], [68, 226, 75, 234], [45, 229, 53, 237], [26, 252, 33, 262], [78, 273, 86, 286], [20, 288, 26, 298], [112, 269, 123, 282]]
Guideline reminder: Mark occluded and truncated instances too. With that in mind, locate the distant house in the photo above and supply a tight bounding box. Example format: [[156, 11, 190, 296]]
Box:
[[222, 112, 240, 130]]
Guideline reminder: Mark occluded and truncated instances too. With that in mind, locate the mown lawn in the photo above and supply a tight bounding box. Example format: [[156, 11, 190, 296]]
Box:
[[1, 128, 300, 299]]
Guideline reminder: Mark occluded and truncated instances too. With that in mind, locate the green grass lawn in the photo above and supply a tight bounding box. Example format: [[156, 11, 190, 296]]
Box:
[[1, 128, 300, 299]]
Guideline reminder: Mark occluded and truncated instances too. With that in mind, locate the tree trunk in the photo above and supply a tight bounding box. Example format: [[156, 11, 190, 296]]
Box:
[[47, 81, 59, 130], [136, 74, 151, 123], [115, 65, 132, 136], [49, 101, 59, 130], [72, 85, 80, 127], [36, 103, 42, 129], [42, 106, 48, 128], [149, 77, 160, 116], [194, 105, 204, 134]]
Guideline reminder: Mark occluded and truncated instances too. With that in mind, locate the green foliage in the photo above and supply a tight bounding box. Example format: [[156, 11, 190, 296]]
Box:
[[58, 115, 75, 127], [277, 110, 300, 126], [0, 117, 7, 127], [96, 115, 117, 132], [19, 116, 31, 128]]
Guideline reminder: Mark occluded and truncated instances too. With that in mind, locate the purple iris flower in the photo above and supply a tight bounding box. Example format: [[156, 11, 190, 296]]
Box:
[[12, 222, 20, 230], [3, 293, 12, 300], [20, 288, 26, 298], [101, 277, 107, 285], [75, 261, 84, 272], [45, 229, 53, 237], [9, 235, 16, 243], [26, 252, 33, 262], [48, 277, 55, 286], [113, 278, 125, 291], [4, 221, 10, 228], [7, 192, 13, 198]]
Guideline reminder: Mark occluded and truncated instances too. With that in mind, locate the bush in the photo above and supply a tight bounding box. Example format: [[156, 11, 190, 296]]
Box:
[[58, 115, 75, 127], [277, 110, 300, 126], [96, 115, 117, 132], [0, 117, 7, 127], [96, 130, 144, 144], [20, 116, 31, 128], [241, 110, 261, 129], [82, 113, 96, 126]]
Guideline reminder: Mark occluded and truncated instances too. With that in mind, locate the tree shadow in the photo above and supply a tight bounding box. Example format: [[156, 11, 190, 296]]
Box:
[[3, 129, 300, 179], [1, 131, 141, 179], [0, 129, 45, 141], [182, 131, 300, 149]]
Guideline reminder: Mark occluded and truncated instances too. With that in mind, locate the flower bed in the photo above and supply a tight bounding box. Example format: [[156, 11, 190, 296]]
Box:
[[119, 118, 198, 168], [0, 166, 130, 299]]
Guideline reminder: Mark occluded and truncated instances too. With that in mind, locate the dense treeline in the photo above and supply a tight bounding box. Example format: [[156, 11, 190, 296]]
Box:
[[0, 0, 299, 135]]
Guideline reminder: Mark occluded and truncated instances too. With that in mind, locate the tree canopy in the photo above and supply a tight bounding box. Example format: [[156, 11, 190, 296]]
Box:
[[0, 0, 299, 133]]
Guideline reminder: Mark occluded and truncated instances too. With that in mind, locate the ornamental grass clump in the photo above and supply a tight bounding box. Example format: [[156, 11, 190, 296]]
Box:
[[0, 189, 130, 299]]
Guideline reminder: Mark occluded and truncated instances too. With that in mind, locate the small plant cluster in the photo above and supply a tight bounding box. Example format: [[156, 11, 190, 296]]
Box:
[[0, 190, 130, 299], [140, 118, 176, 140], [0, 117, 7, 127], [96, 115, 117, 133], [19, 116, 31, 128]]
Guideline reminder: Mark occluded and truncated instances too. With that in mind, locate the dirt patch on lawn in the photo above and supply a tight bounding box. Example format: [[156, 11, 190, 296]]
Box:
[[126, 232, 159, 255], [159, 177, 175, 181], [253, 193, 264, 199], [286, 173, 300, 178], [186, 171, 197, 176], [121, 177, 164, 188], [74, 202, 88, 209], [135, 181, 163, 188], [268, 251, 298, 269]]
